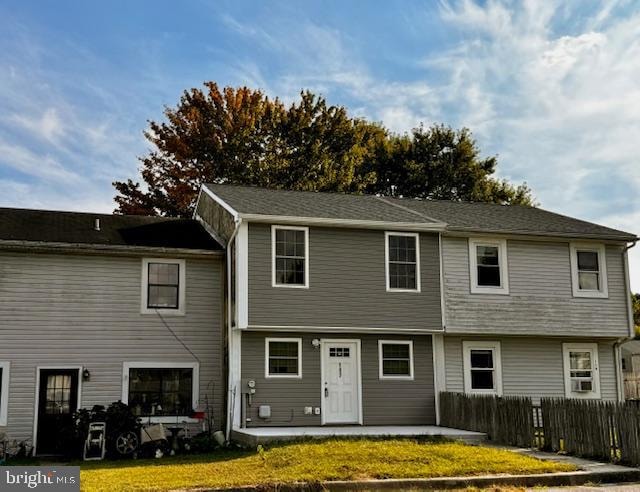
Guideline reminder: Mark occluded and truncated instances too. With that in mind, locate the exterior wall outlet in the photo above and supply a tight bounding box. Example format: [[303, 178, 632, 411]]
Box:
[[304, 406, 313, 415], [314, 407, 321, 415], [258, 405, 271, 419]]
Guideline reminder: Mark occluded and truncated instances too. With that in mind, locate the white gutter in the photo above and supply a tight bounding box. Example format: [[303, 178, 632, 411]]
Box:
[[238, 213, 446, 232], [224, 217, 242, 440], [0, 240, 222, 257]]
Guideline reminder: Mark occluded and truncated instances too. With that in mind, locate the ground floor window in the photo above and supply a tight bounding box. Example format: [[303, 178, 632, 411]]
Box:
[[462, 341, 502, 395], [378, 340, 414, 379], [122, 362, 198, 417], [265, 338, 302, 378], [0, 362, 9, 426], [562, 343, 600, 399]]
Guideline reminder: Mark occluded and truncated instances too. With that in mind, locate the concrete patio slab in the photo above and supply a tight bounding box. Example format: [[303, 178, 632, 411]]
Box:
[[231, 425, 486, 446]]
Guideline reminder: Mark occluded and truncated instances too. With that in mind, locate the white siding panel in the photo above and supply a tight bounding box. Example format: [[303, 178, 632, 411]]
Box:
[[442, 237, 628, 337], [0, 252, 224, 442]]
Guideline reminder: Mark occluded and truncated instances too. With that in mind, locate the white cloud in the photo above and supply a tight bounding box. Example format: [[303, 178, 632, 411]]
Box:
[[0, 140, 79, 182], [10, 107, 65, 143], [224, 3, 640, 289], [432, 0, 640, 288]]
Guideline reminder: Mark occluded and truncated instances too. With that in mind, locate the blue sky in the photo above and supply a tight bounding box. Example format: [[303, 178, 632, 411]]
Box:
[[1, 0, 639, 287]]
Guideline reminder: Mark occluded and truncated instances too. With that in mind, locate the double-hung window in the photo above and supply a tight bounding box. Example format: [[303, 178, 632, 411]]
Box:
[[385, 232, 420, 292], [463, 341, 502, 395], [0, 362, 9, 426], [563, 343, 600, 398], [468, 238, 509, 294], [570, 244, 608, 298], [123, 362, 198, 418], [265, 338, 302, 378], [272, 226, 309, 288], [141, 259, 186, 314], [379, 341, 414, 379]]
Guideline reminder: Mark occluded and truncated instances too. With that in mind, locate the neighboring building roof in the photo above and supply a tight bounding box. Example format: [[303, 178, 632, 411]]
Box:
[[204, 183, 637, 241], [0, 208, 223, 252]]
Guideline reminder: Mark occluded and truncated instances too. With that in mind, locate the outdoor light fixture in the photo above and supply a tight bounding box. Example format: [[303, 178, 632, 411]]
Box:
[[312, 338, 321, 349], [82, 368, 91, 381]]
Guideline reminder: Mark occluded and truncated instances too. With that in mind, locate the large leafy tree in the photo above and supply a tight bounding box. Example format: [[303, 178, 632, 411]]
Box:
[[114, 83, 533, 216], [368, 125, 532, 204]]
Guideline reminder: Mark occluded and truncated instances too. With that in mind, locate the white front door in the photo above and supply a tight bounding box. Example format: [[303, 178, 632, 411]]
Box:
[[322, 340, 360, 424]]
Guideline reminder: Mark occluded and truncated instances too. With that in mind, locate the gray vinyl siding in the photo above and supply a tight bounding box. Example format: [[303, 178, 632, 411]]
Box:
[[443, 336, 618, 401], [442, 237, 629, 337], [240, 332, 435, 426], [247, 224, 442, 330], [0, 251, 224, 443]]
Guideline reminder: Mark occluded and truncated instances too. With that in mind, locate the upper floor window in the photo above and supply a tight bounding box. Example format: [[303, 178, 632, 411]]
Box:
[[272, 226, 309, 288], [0, 361, 9, 426], [385, 232, 421, 292], [265, 338, 302, 378], [141, 259, 186, 315], [468, 238, 509, 295], [570, 243, 608, 298], [463, 341, 502, 396], [562, 343, 601, 399]]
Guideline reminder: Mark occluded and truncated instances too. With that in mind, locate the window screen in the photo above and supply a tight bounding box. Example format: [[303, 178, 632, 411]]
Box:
[[274, 229, 306, 285], [388, 235, 417, 290], [128, 368, 193, 416], [147, 263, 180, 309]]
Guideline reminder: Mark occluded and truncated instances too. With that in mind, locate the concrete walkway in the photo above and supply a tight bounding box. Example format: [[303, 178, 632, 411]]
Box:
[[231, 425, 486, 446]]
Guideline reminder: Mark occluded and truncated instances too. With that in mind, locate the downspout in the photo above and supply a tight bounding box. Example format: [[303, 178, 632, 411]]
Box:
[[225, 218, 242, 440], [614, 240, 637, 401]]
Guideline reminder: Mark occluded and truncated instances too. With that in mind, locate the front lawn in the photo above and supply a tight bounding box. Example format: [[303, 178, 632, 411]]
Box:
[[79, 439, 575, 491]]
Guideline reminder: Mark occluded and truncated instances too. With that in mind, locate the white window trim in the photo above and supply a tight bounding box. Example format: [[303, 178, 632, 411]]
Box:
[[271, 225, 309, 289], [385, 231, 421, 293], [462, 341, 503, 396], [265, 337, 303, 379], [570, 243, 608, 299], [0, 361, 9, 426], [140, 258, 186, 315], [378, 340, 414, 380], [121, 361, 200, 423], [562, 343, 601, 399], [468, 238, 509, 295]]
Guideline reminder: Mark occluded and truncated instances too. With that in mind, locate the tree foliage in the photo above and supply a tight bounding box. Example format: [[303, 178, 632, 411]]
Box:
[[114, 83, 534, 216]]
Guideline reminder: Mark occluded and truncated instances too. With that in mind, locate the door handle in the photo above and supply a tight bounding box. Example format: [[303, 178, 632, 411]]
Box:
[[325, 387, 329, 398]]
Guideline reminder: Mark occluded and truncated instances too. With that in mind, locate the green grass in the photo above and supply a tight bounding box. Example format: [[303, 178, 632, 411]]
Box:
[[79, 439, 576, 492]]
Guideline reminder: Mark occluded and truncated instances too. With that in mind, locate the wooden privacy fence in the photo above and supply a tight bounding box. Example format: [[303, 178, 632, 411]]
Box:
[[439, 392, 534, 448], [439, 392, 640, 467]]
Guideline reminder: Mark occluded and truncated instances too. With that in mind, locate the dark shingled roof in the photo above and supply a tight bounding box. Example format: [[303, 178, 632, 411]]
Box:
[[205, 184, 637, 241], [0, 208, 222, 251], [205, 184, 443, 224]]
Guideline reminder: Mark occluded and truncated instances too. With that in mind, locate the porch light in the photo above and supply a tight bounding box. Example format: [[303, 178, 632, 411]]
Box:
[[82, 368, 91, 381], [312, 339, 321, 349]]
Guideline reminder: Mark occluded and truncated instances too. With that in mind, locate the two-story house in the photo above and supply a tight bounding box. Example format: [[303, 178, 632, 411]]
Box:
[[0, 209, 225, 455], [195, 184, 637, 438], [1, 184, 636, 453]]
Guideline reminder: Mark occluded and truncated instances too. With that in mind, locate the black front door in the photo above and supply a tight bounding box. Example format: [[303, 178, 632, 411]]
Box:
[[36, 369, 79, 455]]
